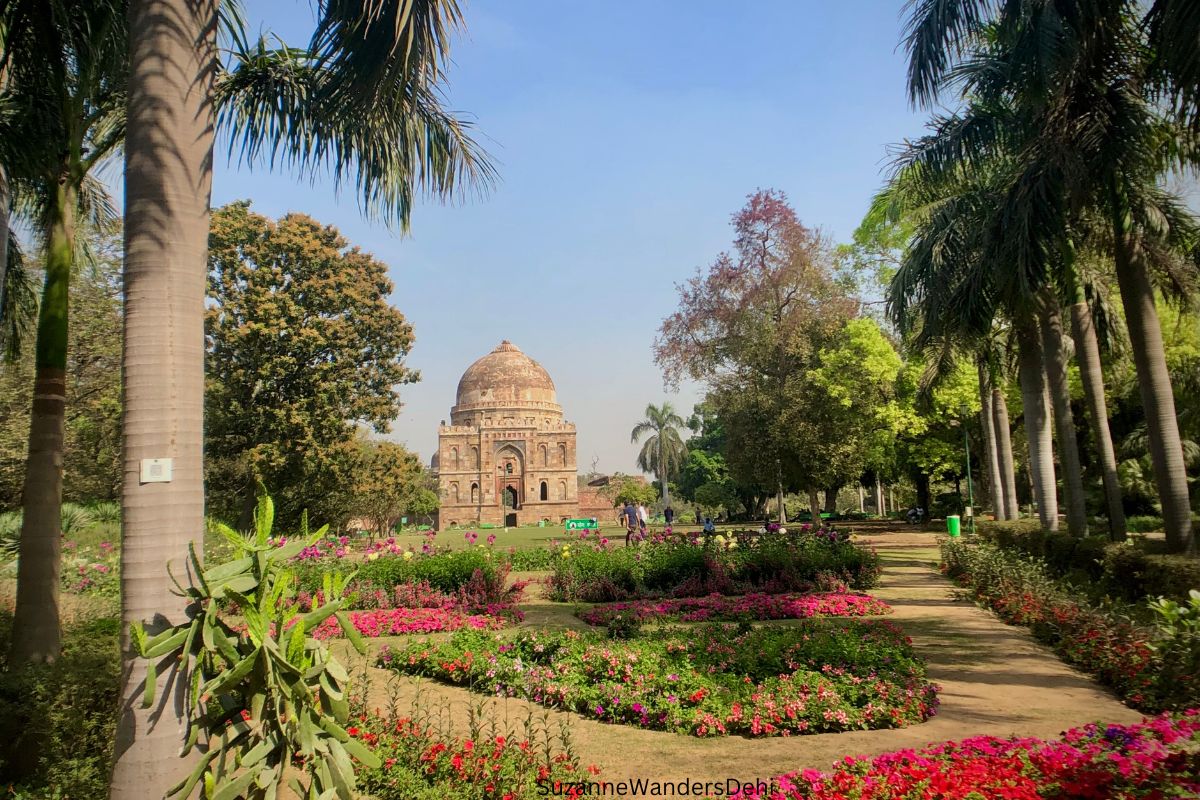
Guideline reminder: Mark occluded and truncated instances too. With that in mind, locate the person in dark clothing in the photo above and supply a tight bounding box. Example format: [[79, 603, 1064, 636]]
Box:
[[664, 506, 674, 526], [622, 502, 639, 546]]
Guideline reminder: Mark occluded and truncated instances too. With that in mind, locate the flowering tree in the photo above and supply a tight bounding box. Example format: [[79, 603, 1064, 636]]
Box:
[[657, 190, 905, 518]]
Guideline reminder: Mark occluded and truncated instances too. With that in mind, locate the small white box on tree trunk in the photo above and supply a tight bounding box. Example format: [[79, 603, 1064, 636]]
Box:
[[139, 458, 173, 483]]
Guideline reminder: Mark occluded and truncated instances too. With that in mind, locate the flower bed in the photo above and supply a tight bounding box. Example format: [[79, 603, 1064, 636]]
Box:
[[381, 620, 938, 737], [352, 712, 594, 800], [547, 535, 881, 603], [309, 606, 521, 640], [578, 592, 891, 626], [941, 539, 1200, 712], [729, 710, 1200, 799]]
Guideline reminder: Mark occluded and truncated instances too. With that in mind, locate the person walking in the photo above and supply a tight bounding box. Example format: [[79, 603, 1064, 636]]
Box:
[[622, 501, 639, 546], [636, 503, 648, 535], [664, 506, 674, 526]]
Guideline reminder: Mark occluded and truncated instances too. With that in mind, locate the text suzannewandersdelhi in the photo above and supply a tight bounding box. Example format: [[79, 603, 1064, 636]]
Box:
[[536, 777, 778, 797]]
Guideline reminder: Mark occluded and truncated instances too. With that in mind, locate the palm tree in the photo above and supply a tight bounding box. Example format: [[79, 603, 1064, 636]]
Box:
[[0, 0, 127, 663], [111, 1, 492, 796], [1038, 294, 1087, 535], [885, 157, 1071, 532], [1064, 248, 1127, 539], [631, 402, 688, 507], [901, 0, 1196, 550]]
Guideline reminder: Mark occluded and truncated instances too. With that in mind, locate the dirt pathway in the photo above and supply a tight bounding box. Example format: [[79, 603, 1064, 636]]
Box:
[[355, 525, 1143, 790]]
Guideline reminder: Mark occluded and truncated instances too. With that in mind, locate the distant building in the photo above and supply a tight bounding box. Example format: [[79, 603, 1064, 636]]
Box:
[[435, 341, 579, 527]]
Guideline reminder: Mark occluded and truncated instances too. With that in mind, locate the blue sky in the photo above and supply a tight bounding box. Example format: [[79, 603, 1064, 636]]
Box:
[[221, 0, 929, 472]]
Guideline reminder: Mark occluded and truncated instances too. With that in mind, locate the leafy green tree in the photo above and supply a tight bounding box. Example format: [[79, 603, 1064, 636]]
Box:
[[351, 438, 431, 536], [205, 202, 418, 528], [694, 480, 739, 519], [677, 450, 729, 502], [657, 190, 860, 519], [601, 474, 658, 509], [630, 402, 687, 507]]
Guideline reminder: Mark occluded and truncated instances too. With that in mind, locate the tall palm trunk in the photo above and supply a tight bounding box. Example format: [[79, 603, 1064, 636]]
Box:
[[977, 360, 1005, 520], [110, 0, 217, 796], [1067, 283, 1126, 540], [9, 179, 76, 664], [0, 165, 9, 317], [1110, 205, 1193, 553], [1016, 313, 1058, 531], [659, 437, 670, 507], [992, 384, 1019, 520], [1038, 299, 1088, 537]]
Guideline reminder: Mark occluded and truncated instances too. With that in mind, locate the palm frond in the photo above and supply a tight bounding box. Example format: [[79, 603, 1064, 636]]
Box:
[[1145, 0, 1200, 131], [216, 36, 494, 228], [0, 229, 36, 362], [902, 0, 995, 107], [309, 0, 461, 104]]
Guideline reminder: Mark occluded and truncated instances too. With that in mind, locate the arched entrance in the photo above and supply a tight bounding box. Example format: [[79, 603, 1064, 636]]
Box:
[[504, 485, 519, 510]]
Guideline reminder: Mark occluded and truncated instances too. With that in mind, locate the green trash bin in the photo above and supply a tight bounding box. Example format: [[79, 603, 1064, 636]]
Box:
[[946, 515, 961, 537]]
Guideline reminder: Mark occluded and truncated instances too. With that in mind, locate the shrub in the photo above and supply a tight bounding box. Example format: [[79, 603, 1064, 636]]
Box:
[[976, 519, 1200, 604], [941, 539, 1200, 712], [1126, 515, 1165, 533], [507, 546, 555, 571], [293, 547, 501, 598], [546, 535, 881, 602], [0, 615, 120, 800]]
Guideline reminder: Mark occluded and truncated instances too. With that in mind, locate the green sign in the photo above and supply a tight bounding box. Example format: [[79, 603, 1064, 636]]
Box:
[[564, 519, 598, 530]]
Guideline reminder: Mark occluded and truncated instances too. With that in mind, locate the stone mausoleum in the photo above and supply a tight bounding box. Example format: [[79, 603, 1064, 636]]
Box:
[[435, 341, 579, 527]]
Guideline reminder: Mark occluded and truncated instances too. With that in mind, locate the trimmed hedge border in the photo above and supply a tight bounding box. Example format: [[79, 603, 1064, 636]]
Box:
[[941, 538, 1199, 712], [974, 519, 1200, 604]]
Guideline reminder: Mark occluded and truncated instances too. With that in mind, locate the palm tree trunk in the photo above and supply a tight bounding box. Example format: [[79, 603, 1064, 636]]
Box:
[[992, 384, 1019, 520], [857, 483, 864, 513], [1110, 215, 1192, 552], [659, 437, 670, 507], [1016, 313, 1058, 531], [1039, 299, 1088, 537], [110, 0, 217, 796], [0, 164, 9, 318], [1068, 292, 1126, 541], [977, 360, 1005, 521], [9, 180, 76, 664]]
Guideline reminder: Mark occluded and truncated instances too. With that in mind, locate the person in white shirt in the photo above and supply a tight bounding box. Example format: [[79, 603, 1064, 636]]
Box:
[[636, 503, 648, 533]]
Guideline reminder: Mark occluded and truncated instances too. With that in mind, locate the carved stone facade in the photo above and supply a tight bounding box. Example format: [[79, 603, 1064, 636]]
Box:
[[436, 341, 579, 527]]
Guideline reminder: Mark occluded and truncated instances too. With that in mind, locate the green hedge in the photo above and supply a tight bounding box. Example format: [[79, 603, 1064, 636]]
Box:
[[975, 520, 1200, 604], [293, 548, 500, 596], [547, 537, 881, 602]]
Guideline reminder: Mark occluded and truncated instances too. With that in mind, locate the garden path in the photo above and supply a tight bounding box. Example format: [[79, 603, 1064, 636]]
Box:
[[354, 522, 1144, 789]]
